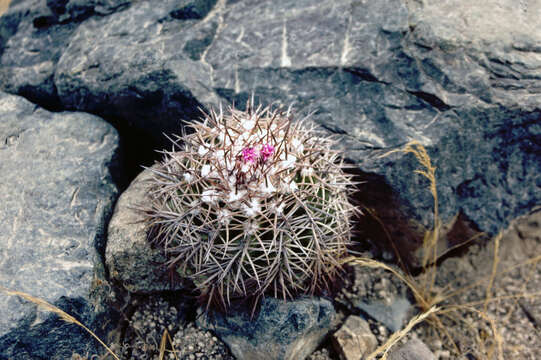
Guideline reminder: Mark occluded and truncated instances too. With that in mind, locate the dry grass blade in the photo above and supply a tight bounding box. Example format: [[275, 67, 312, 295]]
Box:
[[380, 141, 440, 294], [341, 256, 429, 309], [158, 329, 179, 360], [0, 286, 120, 360], [365, 306, 439, 360]]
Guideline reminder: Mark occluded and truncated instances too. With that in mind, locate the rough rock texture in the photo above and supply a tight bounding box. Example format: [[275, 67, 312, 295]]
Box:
[[106, 165, 185, 293], [387, 338, 436, 360], [332, 315, 377, 360], [1, 0, 540, 246], [353, 297, 412, 333], [0, 0, 133, 109], [53, 0, 221, 146], [197, 297, 336, 360], [337, 263, 413, 333], [0, 91, 120, 359], [113, 296, 233, 360]]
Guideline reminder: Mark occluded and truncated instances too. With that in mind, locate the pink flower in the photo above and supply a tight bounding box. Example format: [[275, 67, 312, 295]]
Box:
[[242, 147, 258, 163], [260, 143, 275, 161]]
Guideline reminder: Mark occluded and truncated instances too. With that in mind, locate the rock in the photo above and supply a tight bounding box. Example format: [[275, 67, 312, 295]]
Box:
[[1, 0, 540, 247], [387, 338, 436, 360], [339, 264, 412, 332], [0, 92, 120, 359], [332, 315, 377, 360], [353, 297, 412, 333], [0, 0, 133, 109], [171, 323, 234, 360], [106, 165, 186, 293], [53, 0, 221, 149], [201, 0, 541, 237], [197, 296, 336, 360]]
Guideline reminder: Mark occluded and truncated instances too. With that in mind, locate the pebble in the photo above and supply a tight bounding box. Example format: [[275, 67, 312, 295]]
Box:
[[117, 297, 233, 360]]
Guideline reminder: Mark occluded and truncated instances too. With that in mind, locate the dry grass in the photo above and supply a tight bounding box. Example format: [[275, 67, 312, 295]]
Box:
[[0, 286, 120, 360], [343, 141, 541, 359], [366, 306, 439, 360], [158, 329, 178, 360]]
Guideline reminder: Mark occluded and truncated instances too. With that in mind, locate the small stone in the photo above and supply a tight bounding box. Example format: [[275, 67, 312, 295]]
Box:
[[332, 315, 377, 360], [353, 297, 412, 332], [387, 338, 436, 360]]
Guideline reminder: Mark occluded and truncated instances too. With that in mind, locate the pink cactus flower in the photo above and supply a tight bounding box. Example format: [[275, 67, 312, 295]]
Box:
[[242, 147, 258, 163], [261, 143, 275, 161]]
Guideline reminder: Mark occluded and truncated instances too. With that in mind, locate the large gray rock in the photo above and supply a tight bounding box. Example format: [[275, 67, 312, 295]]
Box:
[[106, 165, 186, 293], [0, 0, 133, 108], [0, 91, 120, 359], [201, 0, 541, 235], [197, 296, 336, 360], [1, 0, 540, 243]]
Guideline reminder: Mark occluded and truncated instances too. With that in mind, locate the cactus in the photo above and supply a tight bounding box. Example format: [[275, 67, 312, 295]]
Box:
[[142, 100, 357, 308]]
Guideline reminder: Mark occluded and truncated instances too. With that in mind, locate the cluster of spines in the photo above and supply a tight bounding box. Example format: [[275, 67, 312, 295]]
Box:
[[143, 100, 357, 308]]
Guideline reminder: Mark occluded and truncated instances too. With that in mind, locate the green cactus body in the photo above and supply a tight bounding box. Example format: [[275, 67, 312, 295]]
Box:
[[143, 101, 357, 307]]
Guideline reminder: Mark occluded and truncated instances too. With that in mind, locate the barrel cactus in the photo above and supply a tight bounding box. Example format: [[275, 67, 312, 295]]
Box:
[[142, 100, 357, 308]]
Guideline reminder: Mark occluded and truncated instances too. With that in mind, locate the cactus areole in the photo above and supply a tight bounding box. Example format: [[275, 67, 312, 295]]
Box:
[[142, 100, 357, 308]]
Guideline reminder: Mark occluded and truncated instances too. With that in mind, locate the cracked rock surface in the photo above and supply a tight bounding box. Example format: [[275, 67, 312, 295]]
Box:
[[0, 91, 120, 359], [1, 0, 539, 242]]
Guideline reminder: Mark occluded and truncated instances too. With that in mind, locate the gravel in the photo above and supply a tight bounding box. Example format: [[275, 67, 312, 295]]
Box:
[[115, 297, 233, 360]]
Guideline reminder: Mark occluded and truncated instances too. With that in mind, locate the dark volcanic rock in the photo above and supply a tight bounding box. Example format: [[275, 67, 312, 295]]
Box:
[[0, 91, 120, 359], [54, 0, 221, 148], [202, 0, 541, 235], [0, 0, 132, 108], [197, 296, 336, 360], [1, 0, 540, 241]]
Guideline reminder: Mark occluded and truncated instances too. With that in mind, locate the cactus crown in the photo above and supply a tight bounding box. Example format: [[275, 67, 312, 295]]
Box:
[[143, 100, 357, 308]]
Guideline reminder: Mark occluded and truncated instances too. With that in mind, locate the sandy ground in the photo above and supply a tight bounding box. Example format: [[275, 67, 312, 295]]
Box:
[[411, 208, 541, 359]]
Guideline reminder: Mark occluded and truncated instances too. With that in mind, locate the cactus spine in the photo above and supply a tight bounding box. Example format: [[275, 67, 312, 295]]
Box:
[[143, 100, 357, 307]]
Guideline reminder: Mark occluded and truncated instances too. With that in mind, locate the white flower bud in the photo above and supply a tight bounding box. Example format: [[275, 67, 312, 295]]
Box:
[[227, 190, 246, 203], [244, 221, 258, 235], [291, 138, 304, 153], [242, 198, 261, 217], [272, 202, 285, 215], [189, 200, 200, 215], [283, 181, 298, 193], [198, 145, 209, 156], [259, 179, 276, 194], [301, 167, 314, 177], [201, 189, 217, 203], [218, 209, 231, 225], [279, 154, 297, 170], [201, 164, 211, 177], [242, 119, 255, 131]]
